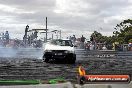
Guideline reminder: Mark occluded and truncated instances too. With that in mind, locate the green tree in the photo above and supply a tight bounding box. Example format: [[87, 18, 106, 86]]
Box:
[[90, 31, 113, 44], [90, 31, 103, 43], [114, 19, 132, 43], [129, 39, 132, 43]]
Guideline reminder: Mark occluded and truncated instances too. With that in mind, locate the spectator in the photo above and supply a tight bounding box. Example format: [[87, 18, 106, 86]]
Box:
[[5, 31, 9, 45], [71, 35, 76, 45], [102, 45, 107, 50], [80, 35, 85, 43], [90, 44, 94, 50], [80, 35, 86, 49]]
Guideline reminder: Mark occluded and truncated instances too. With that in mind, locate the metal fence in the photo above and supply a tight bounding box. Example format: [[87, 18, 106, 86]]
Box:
[[75, 49, 132, 58]]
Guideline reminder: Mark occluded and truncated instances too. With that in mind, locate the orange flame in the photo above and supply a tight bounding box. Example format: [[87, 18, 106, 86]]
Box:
[[78, 66, 86, 76]]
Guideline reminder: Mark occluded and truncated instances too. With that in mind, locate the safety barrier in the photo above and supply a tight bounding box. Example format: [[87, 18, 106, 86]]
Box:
[[75, 49, 132, 58]]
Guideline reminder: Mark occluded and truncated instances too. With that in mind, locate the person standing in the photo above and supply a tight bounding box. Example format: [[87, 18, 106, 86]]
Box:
[[71, 35, 76, 45], [24, 25, 29, 38], [23, 25, 29, 46], [80, 35, 86, 49], [5, 31, 9, 45]]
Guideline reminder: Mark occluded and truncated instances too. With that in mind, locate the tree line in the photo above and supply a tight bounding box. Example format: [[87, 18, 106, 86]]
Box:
[[90, 19, 132, 45]]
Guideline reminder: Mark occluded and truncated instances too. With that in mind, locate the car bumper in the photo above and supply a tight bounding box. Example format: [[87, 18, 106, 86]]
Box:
[[44, 52, 76, 59]]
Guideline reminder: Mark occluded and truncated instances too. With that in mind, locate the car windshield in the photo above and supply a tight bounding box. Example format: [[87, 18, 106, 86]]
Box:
[[50, 40, 73, 46]]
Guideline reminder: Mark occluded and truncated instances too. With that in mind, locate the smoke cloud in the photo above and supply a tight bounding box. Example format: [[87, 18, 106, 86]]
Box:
[[0, 46, 43, 59]]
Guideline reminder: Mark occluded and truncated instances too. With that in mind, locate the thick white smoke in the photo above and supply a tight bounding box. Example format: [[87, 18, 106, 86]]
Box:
[[0, 46, 43, 59]]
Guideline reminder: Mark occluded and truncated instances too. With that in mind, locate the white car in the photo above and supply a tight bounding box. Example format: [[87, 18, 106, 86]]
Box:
[[43, 39, 76, 63]]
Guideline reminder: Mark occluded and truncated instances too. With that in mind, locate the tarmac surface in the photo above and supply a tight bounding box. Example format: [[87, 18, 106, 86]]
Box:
[[0, 47, 131, 88], [0, 57, 132, 82], [0, 82, 131, 88]]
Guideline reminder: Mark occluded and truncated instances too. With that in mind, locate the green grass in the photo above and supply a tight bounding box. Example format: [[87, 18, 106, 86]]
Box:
[[0, 80, 40, 85]]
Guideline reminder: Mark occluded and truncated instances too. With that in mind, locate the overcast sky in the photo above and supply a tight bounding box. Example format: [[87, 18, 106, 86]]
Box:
[[0, 0, 132, 39]]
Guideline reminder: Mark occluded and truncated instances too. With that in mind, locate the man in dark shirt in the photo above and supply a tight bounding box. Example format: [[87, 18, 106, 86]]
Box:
[[80, 35, 86, 49]]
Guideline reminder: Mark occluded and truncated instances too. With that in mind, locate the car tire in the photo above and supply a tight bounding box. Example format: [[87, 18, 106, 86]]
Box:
[[44, 58, 49, 63], [43, 54, 49, 63], [67, 55, 76, 64], [70, 60, 75, 64], [72, 54, 76, 63], [71, 57, 76, 64]]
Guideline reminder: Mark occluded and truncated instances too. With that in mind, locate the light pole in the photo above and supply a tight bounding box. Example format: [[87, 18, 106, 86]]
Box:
[[45, 17, 48, 42]]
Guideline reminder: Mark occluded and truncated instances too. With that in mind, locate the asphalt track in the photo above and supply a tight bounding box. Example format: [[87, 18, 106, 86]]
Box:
[[0, 47, 131, 88], [0, 82, 131, 88]]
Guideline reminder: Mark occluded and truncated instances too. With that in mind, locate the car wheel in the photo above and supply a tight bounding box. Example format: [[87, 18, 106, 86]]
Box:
[[71, 58, 76, 64], [44, 58, 49, 63], [69, 60, 75, 64], [67, 56, 76, 64], [71, 55, 76, 64]]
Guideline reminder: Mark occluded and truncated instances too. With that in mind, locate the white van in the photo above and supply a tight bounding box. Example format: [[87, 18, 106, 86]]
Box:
[[43, 39, 76, 63]]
